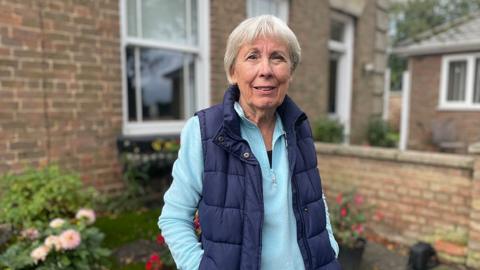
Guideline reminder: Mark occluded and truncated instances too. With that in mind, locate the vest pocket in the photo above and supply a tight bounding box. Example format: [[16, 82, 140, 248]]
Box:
[[198, 200, 244, 245], [203, 171, 245, 208]]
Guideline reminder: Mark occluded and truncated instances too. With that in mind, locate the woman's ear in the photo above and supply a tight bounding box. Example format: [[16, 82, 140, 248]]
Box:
[[230, 68, 237, 84]]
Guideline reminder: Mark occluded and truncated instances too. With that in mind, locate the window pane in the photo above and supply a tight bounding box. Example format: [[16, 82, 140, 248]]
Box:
[[330, 19, 345, 42], [141, 0, 197, 45], [447, 60, 467, 101], [126, 0, 137, 36], [474, 58, 480, 104], [328, 53, 339, 114], [126, 47, 137, 121], [191, 0, 198, 45], [140, 48, 194, 121], [248, 0, 288, 22]]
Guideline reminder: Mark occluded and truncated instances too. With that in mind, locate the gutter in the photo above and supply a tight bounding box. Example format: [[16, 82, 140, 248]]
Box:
[[392, 40, 480, 57]]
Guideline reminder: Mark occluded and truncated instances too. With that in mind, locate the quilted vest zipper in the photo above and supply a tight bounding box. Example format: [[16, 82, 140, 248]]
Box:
[[255, 163, 264, 270], [292, 177, 313, 269]]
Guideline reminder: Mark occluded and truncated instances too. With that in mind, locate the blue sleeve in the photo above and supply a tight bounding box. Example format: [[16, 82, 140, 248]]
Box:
[[323, 193, 340, 258], [158, 116, 204, 270]]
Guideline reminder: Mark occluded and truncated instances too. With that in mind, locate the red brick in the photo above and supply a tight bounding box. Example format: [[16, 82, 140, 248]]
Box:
[[435, 240, 467, 257]]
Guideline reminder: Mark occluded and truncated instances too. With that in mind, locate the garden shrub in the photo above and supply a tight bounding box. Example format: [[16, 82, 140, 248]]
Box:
[[99, 157, 151, 214], [366, 118, 399, 148], [330, 189, 372, 248], [0, 165, 97, 229], [312, 118, 344, 143], [0, 208, 110, 270]]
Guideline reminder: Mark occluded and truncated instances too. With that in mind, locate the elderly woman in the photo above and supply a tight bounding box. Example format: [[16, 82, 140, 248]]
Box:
[[159, 15, 340, 270]]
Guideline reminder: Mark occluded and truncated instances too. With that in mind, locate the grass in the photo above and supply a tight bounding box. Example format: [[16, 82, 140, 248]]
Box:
[[96, 208, 161, 249], [114, 262, 146, 270], [96, 208, 162, 269]]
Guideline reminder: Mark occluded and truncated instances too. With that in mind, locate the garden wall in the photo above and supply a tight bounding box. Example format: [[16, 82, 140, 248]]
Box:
[[316, 143, 480, 267]]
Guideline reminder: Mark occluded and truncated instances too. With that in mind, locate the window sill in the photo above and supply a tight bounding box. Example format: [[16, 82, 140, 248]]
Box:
[[122, 121, 186, 137], [437, 105, 480, 111]]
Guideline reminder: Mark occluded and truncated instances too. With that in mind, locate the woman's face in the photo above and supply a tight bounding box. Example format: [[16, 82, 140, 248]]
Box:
[[230, 37, 292, 112]]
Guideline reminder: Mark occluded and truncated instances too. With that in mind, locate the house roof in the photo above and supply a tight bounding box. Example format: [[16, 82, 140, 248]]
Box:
[[392, 13, 480, 57]]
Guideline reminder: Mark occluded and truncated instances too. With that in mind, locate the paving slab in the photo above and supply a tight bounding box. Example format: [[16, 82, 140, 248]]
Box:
[[358, 242, 467, 270]]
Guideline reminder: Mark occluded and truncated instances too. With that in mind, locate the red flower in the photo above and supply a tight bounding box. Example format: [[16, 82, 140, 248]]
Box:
[[355, 224, 364, 234], [145, 261, 152, 270], [194, 215, 201, 231], [354, 194, 364, 206], [373, 210, 384, 221], [341, 208, 347, 217], [156, 234, 165, 246], [336, 193, 343, 204], [150, 253, 160, 261], [146, 252, 164, 270]]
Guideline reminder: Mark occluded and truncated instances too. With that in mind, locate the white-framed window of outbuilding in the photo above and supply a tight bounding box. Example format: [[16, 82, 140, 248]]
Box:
[[120, 0, 210, 136], [439, 53, 480, 111]]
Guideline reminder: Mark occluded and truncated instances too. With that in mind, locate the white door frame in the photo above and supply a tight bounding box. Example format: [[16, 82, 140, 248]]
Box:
[[328, 12, 354, 143]]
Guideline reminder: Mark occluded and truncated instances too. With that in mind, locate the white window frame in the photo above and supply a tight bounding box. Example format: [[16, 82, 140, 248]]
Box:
[[246, 0, 289, 22], [439, 53, 480, 111], [119, 0, 210, 136], [327, 12, 354, 144]]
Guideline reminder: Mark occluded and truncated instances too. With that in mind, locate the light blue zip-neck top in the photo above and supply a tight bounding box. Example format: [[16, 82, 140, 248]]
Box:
[[159, 102, 338, 270]]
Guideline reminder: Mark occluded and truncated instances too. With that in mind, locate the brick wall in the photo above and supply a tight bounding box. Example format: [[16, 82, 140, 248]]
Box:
[[408, 54, 480, 153], [287, 0, 330, 119], [210, 0, 246, 104], [317, 143, 480, 267], [0, 0, 123, 192]]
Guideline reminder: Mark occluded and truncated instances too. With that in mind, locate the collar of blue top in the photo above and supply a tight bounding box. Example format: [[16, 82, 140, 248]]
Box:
[[220, 84, 307, 141]]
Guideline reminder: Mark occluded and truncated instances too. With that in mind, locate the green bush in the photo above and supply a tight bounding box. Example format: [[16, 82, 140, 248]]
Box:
[[99, 157, 151, 214], [0, 165, 97, 229], [366, 118, 399, 148], [330, 189, 373, 248], [312, 118, 344, 143]]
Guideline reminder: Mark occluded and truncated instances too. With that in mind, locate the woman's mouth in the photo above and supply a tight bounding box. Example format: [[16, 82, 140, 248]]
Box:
[[253, 86, 276, 91]]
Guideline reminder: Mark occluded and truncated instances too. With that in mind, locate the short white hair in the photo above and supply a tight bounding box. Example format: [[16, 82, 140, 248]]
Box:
[[224, 15, 301, 84]]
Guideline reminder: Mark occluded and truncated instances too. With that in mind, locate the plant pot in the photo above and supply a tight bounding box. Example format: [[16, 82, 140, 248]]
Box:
[[338, 238, 367, 270]]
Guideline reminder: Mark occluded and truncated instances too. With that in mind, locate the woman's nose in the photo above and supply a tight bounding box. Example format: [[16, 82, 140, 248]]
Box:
[[258, 58, 273, 78]]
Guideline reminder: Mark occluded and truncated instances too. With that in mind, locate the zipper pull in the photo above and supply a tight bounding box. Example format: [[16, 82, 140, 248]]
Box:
[[271, 169, 276, 185]]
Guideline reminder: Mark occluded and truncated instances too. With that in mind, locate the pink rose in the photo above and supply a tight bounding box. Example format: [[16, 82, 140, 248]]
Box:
[[44, 235, 62, 251], [21, 228, 39, 240], [76, 208, 96, 224], [59, 229, 81, 250], [30, 245, 50, 264], [49, 218, 66, 228]]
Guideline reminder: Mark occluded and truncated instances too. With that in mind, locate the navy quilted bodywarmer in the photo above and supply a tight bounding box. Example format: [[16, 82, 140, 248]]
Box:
[[195, 85, 341, 270]]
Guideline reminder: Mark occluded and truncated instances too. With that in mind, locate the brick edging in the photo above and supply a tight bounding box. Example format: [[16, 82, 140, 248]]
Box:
[[315, 142, 475, 169]]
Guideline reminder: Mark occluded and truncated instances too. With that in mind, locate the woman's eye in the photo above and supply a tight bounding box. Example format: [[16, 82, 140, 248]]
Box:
[[272, 54, 286, 62], [247, 54, 258, 60]]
